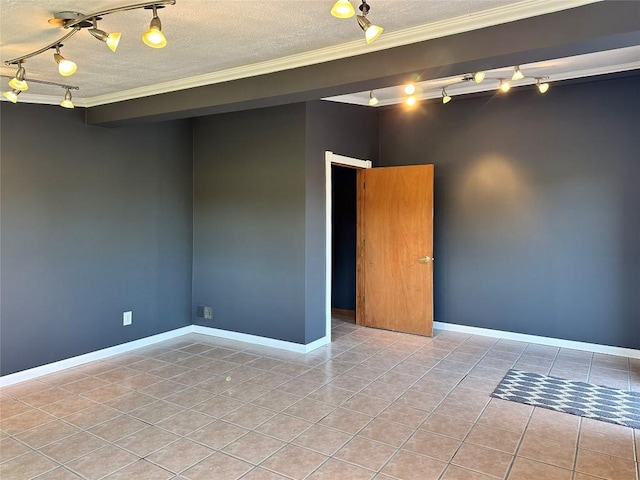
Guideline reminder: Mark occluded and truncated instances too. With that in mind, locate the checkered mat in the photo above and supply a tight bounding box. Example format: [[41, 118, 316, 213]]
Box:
[[491, 369, 640, 429]]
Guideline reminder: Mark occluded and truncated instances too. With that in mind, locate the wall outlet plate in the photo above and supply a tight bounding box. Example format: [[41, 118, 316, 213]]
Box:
[[204, 306, 213, 320], [123, 311, 132, 326]]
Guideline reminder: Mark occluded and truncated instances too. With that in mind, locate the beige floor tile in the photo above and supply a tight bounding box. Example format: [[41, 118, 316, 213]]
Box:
[[161, 387, 213, 408], [225, 382, 270, 403], [146, 438, 214, 473], [156, 409, 215, 436], [222, 403, 276, 429], [440, 465, 495, 479], [255, 413, 314, 442], [342, 393, 391, 417], [32, 466, 82, 479], [403, 430, 461, 462], [397, 390, 444, 413], [377, 402, 430, 428], [104, 391, 156, 412], [63, 403, 120, 429], [0, 437, 31, 463], [181, 452, 253, 480], [193, 394, 245, 417], [292, 424, 352, 455], [465, 423, 522, 454], [525, 408, 579, 446], [283, 397, 336, 423], [0, 451, 59, 480], [452, 442, 514, 478], [187, 420, 249, 449], [476, 405, 530, 434], [508, 457, 573, 480], [103, 459, 173, 479], [21, 387, 75, 408], [39, 396, 95, 418], [381, 450, 447, 480], [65, 445, 137, 480], [260, 445, 327, 480], [334, 436, 396, 471], [319, 407, 373, 434], [39, 431, 108, 463], [81, 384, 132, 403], [308, 385, 354, 405], [579, 422, 635, 460], [130, 399, 185, 424], [241, 467, 290, 479], [251, 390, 302, 412], [575, 448, 637, 480], [327, 374, 373, 392], [139, 379, 186, 399], [222, 431, 286, 464], [87, 414, 149, 442], [0, 409, 56, 434], [0, 397, 33, 419], [419, 413, 474, 440], [61, 377, 111, 395], [517, 432, 576, 469], [359, 418, 414, 447], [308, 458, 375, 480], [116, 426, 180, 457], [14, 420, 79, 449]]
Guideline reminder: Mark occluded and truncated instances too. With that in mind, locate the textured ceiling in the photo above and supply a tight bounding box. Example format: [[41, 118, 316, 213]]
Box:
[[0, 0, 612, 104]]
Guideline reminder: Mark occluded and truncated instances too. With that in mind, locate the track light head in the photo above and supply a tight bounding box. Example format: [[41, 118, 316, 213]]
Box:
[[8, 64, 28, 91], [404, 84, 416, 95], [405, 96, 416, 107], [512, 66, 524, 81], [442, 88, 451, 104], [368, 90, 379, 106], [88, 20, 121, 52], [356, 1, 382, 44], [53, 45, 77, 76], [473, 71, 485, 83], [3, 89, 21, 103], [60, 88, 74, 108], [537, 79, 550, 93], [331, 0, 355, 18], [499, 79, 511, 93], [143, 6, 167, 48]]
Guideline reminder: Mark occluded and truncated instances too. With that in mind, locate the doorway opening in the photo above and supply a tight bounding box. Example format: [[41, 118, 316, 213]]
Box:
[[325, 151, 371, 342]]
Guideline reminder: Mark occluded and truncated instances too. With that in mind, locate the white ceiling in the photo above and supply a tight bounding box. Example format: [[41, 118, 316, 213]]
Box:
[[0, 0, 633, 107]]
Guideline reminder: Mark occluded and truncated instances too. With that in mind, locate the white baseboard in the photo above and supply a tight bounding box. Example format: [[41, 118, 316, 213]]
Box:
[[434, 321, 640, 359], [192, 325, 329, 354], [0, 326, 193, 387]]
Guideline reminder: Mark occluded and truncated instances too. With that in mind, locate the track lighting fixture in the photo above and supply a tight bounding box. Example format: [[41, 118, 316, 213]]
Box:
[[368, 90, 379, 106], [3, 1, 175, 99], [53, 45, 77, 76], [88, 19, 121, 52], [60, 88, 74, 108], [8, 63, 28, 91], [356, 1, 383, 44], [406, 96, 416, 107], [442, 88, 451, 104], [142, 5, 167, 49], [499, 79, 511, 92], [331, 0, 356, 18], [404, 84, 416, 95], [512, 66, 524, 81], [2, 89, 21, 103], [536, 78, 550, 93], [473, 71, 485, 84]]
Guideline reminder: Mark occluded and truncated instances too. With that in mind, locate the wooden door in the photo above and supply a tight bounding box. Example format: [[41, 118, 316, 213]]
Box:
[[357, 165, 434, 336]]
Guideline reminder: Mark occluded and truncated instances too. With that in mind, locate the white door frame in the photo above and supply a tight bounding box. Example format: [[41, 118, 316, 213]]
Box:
[[325, 151, 372, 343]]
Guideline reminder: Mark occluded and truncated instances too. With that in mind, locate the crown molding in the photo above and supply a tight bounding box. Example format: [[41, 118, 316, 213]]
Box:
[[324, 60, 640, 107], [74, 0, 600, 107]]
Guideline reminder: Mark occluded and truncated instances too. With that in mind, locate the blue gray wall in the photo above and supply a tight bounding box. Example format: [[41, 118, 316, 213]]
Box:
[[378, 74, 640, 349], [1, 104, 193, 376]]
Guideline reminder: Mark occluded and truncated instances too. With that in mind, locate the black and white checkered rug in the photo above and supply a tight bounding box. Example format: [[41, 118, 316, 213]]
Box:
[[491, 370, 640, 429]]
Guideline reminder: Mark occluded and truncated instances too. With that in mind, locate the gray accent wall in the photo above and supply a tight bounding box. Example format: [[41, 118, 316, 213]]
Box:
[[192, 104, 309, 343], [378, 74, 640, 349], [1, 104, 193, 376]]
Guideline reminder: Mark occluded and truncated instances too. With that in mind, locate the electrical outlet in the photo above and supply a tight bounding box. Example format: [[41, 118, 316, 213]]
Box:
[[123, 311, 132, 326], [204, 306, 213, 320]]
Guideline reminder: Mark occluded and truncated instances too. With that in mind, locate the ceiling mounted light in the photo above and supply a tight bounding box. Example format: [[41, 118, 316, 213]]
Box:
[[406, 96, 416, 107], [356, 1, 383, 44], [60, 88, 74, 108], [88, 19, 121, 52], [53, 45, 77, 76], [3, 89, 21, 103], [473, 71, 485, 84], [512, 66, 524, 81], [368, 90, 379, 106], [536, 78, 550, 93], [331, 0, 355, 18], [442, 88, 451, 104], [499, 79, 511, 93], [8, 63, 28, 91], [142, 5, 167, 48], [404, 84, 416, 95]]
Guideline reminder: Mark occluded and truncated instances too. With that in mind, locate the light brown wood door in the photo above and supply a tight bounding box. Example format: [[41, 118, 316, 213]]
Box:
[[357, 165, 434, 336]]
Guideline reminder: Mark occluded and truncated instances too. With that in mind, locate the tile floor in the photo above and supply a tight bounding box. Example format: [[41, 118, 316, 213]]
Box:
[[1, 319, 639, 480]]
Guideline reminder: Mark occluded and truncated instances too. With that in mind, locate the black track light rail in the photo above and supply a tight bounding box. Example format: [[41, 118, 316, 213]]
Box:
[[0, 74, 79, 91]]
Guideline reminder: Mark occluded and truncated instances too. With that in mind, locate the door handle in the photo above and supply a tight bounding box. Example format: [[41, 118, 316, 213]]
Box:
[[418, 256, 433, 263]]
